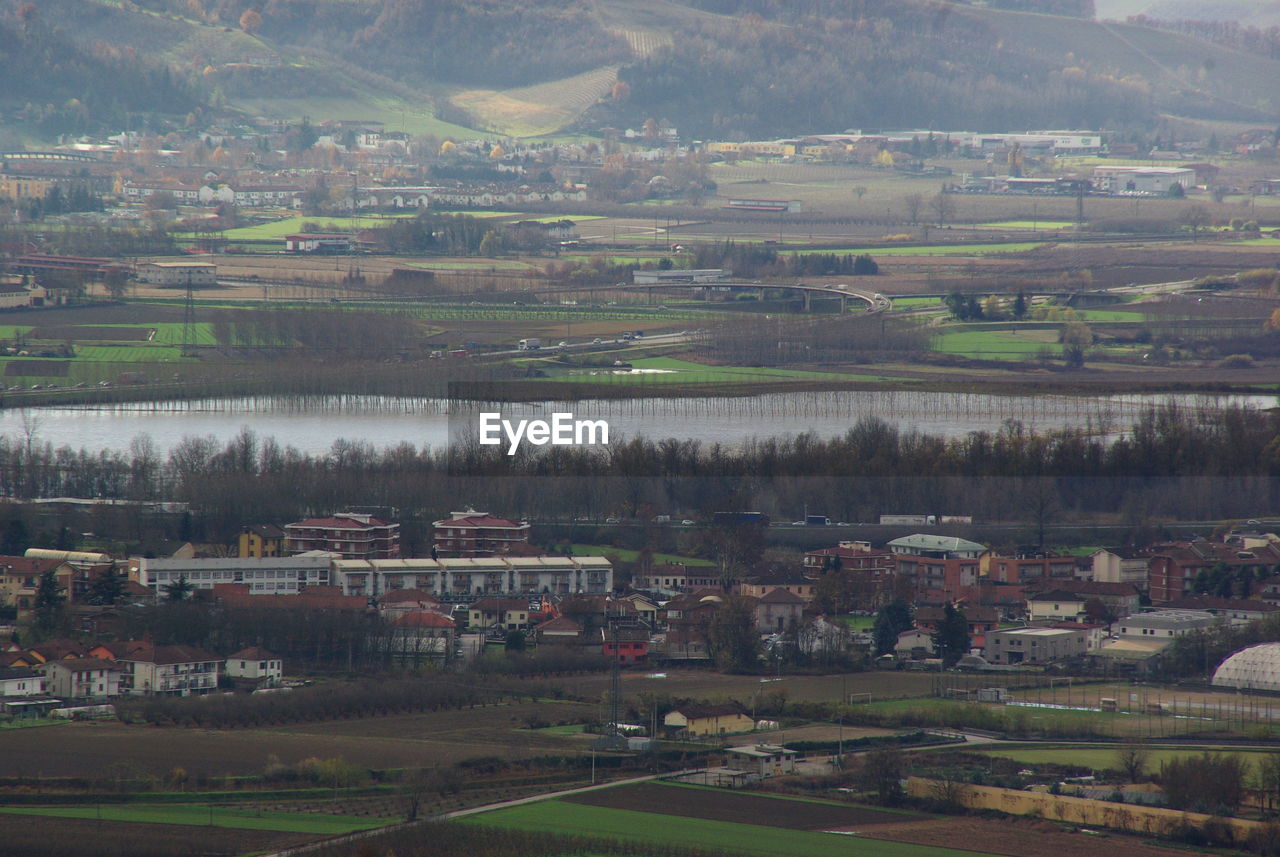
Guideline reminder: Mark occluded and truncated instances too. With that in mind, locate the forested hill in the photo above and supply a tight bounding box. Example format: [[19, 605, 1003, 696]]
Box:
[[4, 0, 1280, 140], [0, 8, 207, 136]]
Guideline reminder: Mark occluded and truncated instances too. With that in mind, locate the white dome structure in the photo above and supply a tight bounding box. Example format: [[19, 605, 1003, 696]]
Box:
[[1211, 643, 1280, 692]]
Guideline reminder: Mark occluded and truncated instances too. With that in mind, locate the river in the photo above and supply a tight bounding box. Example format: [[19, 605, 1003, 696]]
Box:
[[1, 391, 1272, 456]]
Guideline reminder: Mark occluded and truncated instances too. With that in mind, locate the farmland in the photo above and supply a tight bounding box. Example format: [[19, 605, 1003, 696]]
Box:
[[0, 814, 326, 857], [968, 742, 1280, 772], [0, 803, 394, 834]]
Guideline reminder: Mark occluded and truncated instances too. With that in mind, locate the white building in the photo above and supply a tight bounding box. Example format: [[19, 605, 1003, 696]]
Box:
[[133, 556, 335, 595], [1090, 547, 1149, 589], [224, 647, 283, 686], [43, 658, 122, 700], [331, 556, 613, 600], [1092, 166, 1195, 195], [116, 644, 220, 697], [0, 667, 46, 697], [1115, 609, 1215, 640]]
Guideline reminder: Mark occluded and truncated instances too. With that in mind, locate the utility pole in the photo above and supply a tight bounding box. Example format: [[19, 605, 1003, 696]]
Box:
[[181, 268, 196, 357]]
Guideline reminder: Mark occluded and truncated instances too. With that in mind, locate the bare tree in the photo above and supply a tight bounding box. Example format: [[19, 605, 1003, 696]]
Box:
[[929, 191, 956, 226], [903, 193, 923, 226], [1181, 204, 1211, 240], [1115, 738, 1150, 783]]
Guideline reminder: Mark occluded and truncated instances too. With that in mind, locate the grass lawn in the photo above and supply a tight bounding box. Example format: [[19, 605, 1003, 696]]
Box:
[[215, 214, 417, 242], [782, 242, 1045, 257], [468, 799, 996, 857], [1229, 236, 1280, 246], [836, 615, 876, 631], [0, 804, 394, 834], [532, 723, 589, 735], [1065, 309, 1147, 321], [570, 543, 715, 567], [932, 329, 1060, 359], [559, 356, 897, 384]]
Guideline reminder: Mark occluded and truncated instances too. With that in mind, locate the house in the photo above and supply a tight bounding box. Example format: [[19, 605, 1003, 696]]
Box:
[[602, 626, 650, 665], [632, 562, 721, 595], [0, 556, 76, 617], [726, 744, 798, 777], [738, 573, 817, 603], [468, 597, 532, 632], [212, 583, 369, 612], [1026, 590, 1090, 622], [43, 658, 122, 700], [115, 644, 222, 696], [284, 513, 400, 559], [224, 647, 283, 686], [239, 525, 285, 558], [1026, 580, 1141, 619], [432, 509, 530, 557], [754, 588, 805, 633], [620, 593, 660, 627], [1148, 541, 1280, 603], [663, 703, 753, 737], [1090, 547, 1150, 589], [1115, 610, 1215, 640], [985, 626, 1089, 665], [895, 628, 935, 659], [984, 552, 1081, 585], [377, 588, 443, 619], [22, 639, 86, 665], [533, 615, 586, 646], [0, 667, 46, 698], [284, 233, 352, 254], [915, 604, 1000, 648]]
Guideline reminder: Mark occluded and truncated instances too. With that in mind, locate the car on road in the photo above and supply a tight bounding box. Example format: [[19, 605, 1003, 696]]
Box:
[[681, 519, 695, 525], [592, 337, 602, 344], [605, 517, 620, 524]]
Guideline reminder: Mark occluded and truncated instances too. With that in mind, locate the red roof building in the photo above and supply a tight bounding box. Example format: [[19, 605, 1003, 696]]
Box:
[[432, 508, 530, 557], [284, 513, 399, 559]]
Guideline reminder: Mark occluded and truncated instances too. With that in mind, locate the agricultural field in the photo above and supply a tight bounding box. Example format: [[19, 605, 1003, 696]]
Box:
[[470, 785, 985, 857], [0, 813, 325, 857], [0, 803, 393, 834], [932, 328, 1062, 359], [969, 742, 1280, 772], [550, 356, 898, 385]]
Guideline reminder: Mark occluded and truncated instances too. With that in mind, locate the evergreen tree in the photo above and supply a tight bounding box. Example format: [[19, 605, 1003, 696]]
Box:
[[1, 518, 30, 556], [931, 603, 970, 666], [707, 595, 761, 671], [34, 569, 65, 633], [165, 574, 194, 602], [872, 599, 913, 656], [87, 566, 125, 606], [1013, 290, 1028, 318]]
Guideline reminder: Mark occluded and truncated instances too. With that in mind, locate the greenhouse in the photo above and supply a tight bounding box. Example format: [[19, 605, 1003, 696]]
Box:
[[1211, 643, 1280, 692]]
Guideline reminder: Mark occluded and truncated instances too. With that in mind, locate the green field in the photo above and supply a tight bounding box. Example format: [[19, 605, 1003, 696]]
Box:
[[557, 356, 896, 384], [836, 615, 876, 631], [0, 804, 394, 834], [932, 329, 1060, 359], [215, 215, 418, 241], [570, 543, 715, 567], [469, 799, 995, 857], [1229, 236, 1280, 246]]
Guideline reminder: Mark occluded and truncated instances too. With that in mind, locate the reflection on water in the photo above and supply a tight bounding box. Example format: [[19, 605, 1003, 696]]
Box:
[[0, 391, 1271, 455]]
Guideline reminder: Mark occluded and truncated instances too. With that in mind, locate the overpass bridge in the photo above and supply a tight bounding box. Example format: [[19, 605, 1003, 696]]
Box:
[[1, 151, 101, 162], [523, 280, 891, 313]]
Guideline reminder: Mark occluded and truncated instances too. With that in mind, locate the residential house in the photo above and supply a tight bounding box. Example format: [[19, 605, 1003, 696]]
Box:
[[1091, 547, 1150, 589], [224, 647, 283, 686], [533, 616, 586, 647], [915, 604, 1000, 648], [602, 626, 650, 665], [431, 509, 530, 557], [620, 593, 660, 628], [632, 562, 721, 595], [239, 525, 285, 558], [663, 703, 753, 737], [468, 597, 533, 632], [0, 556, 76, 617], [0, 667, 46, 697], [115, 644, 221, 696], [1026, 580, 1141, 619], [212, 583, 369, 612], [1026, 590, 1090, 622], [801, 542, 899, 609], [284, 513, 400, 559], [43, 658, 122, 700], [377, 589, 443, 619], [754, 588, 805, 633], [738, 573, 817, 603], [1115, 610, 1216, 640], [22, 640, 86, 665], [895, 628, 936, 659]]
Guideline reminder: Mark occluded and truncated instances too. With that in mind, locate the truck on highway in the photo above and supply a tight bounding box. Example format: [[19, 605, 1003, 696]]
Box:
[[517, 338, 541, 350], [805, 515, 831, 526], [879, 514, 937, 526]]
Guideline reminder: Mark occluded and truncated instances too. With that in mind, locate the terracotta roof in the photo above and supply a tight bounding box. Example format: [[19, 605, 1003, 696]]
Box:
[[1027, 580, 1139, 597], [471, 597, 530, 612], [92, 640, 150, 659], [116, 644, 221, 665], [287, 516, 393, 529], [244, 524, 285, 539], [0, 667, 41, 680], [228, 647, 279, 660], [26, 640, 85, 660], [1165, 596, 1280, 613], [437, 515, 526, 529], [535, 616, 583, 634], [214, 584, 368, 611], [0, 556, 65, 575], [758, 588, 806, 604], [394, 610, 455, 629]]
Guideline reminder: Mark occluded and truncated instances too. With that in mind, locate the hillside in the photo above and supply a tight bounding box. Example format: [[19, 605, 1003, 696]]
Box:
[[2, 0, 1280, 140]]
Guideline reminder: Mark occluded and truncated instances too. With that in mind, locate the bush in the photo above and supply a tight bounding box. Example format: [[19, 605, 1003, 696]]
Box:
[[1217, 353, 1255, 368]]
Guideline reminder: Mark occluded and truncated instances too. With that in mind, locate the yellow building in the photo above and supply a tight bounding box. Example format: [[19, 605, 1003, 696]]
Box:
[[664, 703, 754, 737], [239, 525, 285, 558], [0, 174, 56, 200]]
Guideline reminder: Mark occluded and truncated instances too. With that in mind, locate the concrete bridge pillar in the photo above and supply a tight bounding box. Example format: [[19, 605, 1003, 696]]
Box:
[[802, 290, 812, 312]]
